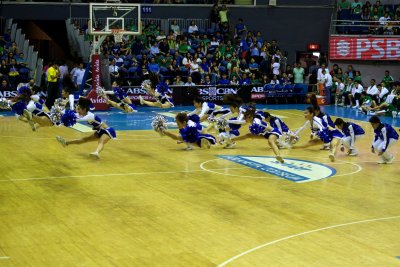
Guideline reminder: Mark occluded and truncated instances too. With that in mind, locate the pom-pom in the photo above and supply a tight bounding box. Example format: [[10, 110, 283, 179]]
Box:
[[48, 105, 64, 125], [151, 114, 168, 134], [216, 118, 228, 130], [18, 86, 31, 97], [285, 131, 300, 145], [54, 98, 64, 108], [207, 115, 216, 123], [61, 110, 77, 127], [141, 79, 151, 90], [11, 101, 27, 115], [0, 98, 11, 110], [249, 123, 265, 135]]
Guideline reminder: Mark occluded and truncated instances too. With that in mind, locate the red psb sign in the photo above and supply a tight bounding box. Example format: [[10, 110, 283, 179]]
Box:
[[330, 36, 400, 60]]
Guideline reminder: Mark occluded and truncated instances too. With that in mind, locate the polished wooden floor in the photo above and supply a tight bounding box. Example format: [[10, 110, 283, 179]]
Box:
[[0, 110, 399, 267]]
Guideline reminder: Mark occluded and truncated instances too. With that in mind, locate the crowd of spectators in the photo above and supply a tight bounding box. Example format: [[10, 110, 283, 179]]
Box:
[[73, 3, 303, 90], [337, 0, 400, 35], [315, 62, 400, 116], [0, 30, 31, 92]]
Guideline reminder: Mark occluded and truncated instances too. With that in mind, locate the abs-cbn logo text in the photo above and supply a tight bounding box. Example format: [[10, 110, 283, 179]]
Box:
[[124, 87, 148, 95], [199, 87, 238, 96], [0, 91, 18, 98]]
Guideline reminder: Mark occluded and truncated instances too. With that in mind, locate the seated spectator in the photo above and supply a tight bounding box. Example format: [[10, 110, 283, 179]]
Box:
[[184, 76, 195, 86], [234, 18, 247, 38], [173, 75, 185, 86], [270, 75, 280, 85], [248, 58, 259, 74], [188, 21, 199, 35], [353, 70, 362, 84], [147, 57, 160, 74], [239, 73, 250, 85], [178, 40, 191, 55], [0, 79, 11, 91], [249, 73, 260, 85], [218, 73, 230, 85], [108, 59, 120, 83], [230, 75, 239, 85], [377, 83, 389, 104], [366, 79, 379, 100], [149, 42, 160, 57], [170, 20, 180, 37], [281, 73, 291, 85], [202, 74, 215, 85]]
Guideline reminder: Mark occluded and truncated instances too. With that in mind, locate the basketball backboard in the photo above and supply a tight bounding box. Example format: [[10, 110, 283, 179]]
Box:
[[89, 3, 141, 36]]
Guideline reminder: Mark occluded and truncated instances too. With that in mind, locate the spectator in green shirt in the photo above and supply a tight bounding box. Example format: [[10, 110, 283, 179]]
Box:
[[382, 70, 394, 89], [293, 62, 305, 84], [338, 0, 351, 11]]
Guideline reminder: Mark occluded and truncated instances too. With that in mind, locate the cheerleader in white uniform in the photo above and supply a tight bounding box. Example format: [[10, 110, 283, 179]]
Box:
[[214, 95, 255, 148], [262, 111, 297, 148], [334, 118, 365, 156], [233, 109, 284, 163], [139, 72, 174, 108], [156, 112, 216, 150], [369, 115, 398, 164], [296, 107, 344, 162], [56, 98, 116, 159], [188, 96, 225, 122]]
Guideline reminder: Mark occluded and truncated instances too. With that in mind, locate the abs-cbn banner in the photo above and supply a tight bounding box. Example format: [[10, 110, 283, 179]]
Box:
[[330, 36, 400, 60], [121, 84, 306, 106]]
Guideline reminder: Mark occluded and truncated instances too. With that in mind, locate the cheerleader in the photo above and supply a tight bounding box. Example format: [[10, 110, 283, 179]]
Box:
[[98, 81, 137, 113], [295, 107, 343, 162], [334, 118, 365, 156], [155, 112, 216, 150], [56, 98, 116, 159], [234, 109, 284, 163], [215, 95, 253, 148], [139, 72, 174, 108], [369, 115, 398, 164], [21, 86, 76, 131], [262, 111, 294, 148], [188, 96, 224, 122]]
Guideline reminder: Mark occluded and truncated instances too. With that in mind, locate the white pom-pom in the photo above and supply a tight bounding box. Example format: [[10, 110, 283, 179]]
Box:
[[0, 98, 11, 110], [286, 131, 300, 145], [141, 80, 151, 91], [49, 105, 65, 125], [151, 114, 168, 135], [216, 118, 228, 130], [207, 115, 216, 123]]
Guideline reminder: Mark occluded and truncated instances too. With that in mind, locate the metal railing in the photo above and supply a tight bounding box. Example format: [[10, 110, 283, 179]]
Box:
[[332, 19, 400, 35]]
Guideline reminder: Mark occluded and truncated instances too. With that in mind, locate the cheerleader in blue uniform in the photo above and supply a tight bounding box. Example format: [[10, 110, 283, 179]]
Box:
[[369, 115, 398, 164], [334, 118, 365, 156], [56, 98, 116, 159], [233, 109, 284, 163], [139, 72, 174, 108], [296, 107, 343, 162], [262, 111, 297, 148], [156, 112, 216, 150], [98, 81, 137, 113]]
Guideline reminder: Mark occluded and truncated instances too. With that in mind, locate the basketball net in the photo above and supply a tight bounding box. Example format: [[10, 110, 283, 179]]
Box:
[[111, 29, 124, 43]]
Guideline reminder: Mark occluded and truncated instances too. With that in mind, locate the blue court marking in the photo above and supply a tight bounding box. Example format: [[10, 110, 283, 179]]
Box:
[[1, 104, 400, 130], [396, 256, 400, 260], [218, 155, 336, 182]]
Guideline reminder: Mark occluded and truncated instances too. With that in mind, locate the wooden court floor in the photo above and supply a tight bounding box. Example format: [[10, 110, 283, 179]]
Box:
[[0, 109, 399, 266]]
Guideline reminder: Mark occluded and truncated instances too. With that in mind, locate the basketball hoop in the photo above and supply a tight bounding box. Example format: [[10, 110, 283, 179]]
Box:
[[111, 29, 124, 43]]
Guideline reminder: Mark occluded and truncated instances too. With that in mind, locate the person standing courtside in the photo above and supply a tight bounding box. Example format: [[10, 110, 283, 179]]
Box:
[[46, 62, 60, 108]]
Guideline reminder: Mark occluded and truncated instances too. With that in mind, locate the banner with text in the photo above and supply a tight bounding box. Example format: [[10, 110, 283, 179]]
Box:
[[330, 36, 400, 61]]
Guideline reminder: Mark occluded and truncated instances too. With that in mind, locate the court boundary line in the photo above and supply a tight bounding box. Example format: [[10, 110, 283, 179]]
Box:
[[0, 167, 248, 182], [217, 215, 400, 267], [0, 256, 9, 260]]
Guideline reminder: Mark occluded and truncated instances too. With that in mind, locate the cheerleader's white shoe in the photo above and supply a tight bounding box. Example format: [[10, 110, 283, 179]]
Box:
[[89, 152, 100, 159]]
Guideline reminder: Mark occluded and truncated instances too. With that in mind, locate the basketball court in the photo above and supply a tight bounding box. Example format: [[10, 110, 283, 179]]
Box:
[[0, 104, 399, 266]]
